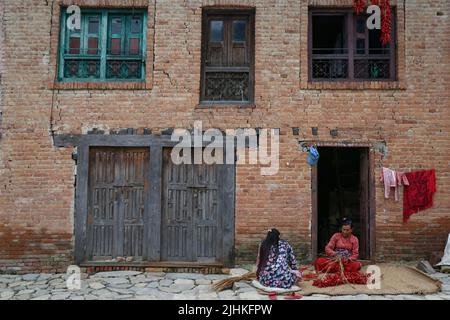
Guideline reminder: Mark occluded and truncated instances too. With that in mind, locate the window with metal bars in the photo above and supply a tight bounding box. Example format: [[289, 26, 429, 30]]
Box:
[[58, 9, 147, 81], [200, 9, 255, 104], [309, 8, 396, 81]]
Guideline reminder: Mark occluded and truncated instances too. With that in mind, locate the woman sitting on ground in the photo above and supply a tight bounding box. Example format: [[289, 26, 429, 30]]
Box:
[[314, 218, 362, 273], [256, 228, 302, 289]]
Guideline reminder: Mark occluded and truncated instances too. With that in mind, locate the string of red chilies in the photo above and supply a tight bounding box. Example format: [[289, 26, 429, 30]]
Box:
[[353, 0, 392, 46], [312, 272, 370, 288]]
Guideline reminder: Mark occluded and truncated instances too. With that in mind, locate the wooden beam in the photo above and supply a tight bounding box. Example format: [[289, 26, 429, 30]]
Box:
[[148, 146, 162, 261], [53, 134, 81, 147], [74, 142, 89, 264]]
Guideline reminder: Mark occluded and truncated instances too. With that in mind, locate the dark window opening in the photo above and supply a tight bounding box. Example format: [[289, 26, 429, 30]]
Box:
[[310, 9, 396, 81], [312, 15, 347, 55]]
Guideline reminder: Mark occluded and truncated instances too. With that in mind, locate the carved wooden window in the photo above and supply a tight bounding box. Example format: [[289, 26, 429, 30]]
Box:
[[58, 9, 147, 82], [201, 9, 255, 104], [309, 8, 396, 81]]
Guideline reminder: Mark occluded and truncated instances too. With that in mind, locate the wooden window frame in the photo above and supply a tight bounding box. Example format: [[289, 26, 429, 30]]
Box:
[[58, 8, 147, 82], [308, 8, 396, 82], [200, 8, 255, 105]]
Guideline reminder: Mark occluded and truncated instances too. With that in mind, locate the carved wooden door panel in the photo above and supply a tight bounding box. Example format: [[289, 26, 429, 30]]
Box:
[[161, 148, 223, 263], [87, 147, 149, 261]]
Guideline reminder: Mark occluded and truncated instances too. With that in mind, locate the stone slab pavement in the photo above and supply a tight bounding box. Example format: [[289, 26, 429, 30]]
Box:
[[0, 268, 449, 300]]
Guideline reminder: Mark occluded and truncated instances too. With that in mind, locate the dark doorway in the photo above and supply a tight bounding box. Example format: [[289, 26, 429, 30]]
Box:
[[315, 147, 370, 259]]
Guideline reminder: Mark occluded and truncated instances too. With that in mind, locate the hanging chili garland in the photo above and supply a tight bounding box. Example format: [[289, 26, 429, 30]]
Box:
[[353, 0, 367, 15], [353, 0, 392, 45]]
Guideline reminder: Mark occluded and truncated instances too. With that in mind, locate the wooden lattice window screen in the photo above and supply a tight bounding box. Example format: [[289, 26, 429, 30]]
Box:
[[58, 8, 147, 82]]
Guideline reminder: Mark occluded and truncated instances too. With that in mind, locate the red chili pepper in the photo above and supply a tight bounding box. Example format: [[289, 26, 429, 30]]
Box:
[[354, 0, 391, 45], [353, 0, 367, 15], [312, 272, 370, 288]]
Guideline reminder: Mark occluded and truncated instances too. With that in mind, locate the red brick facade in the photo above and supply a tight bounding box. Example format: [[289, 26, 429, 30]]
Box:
[[0, 0, 449, 273]]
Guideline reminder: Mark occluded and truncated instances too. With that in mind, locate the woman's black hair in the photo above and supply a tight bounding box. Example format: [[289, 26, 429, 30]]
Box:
[[256, 228, 281, 277], [341, 217, 353, 228]]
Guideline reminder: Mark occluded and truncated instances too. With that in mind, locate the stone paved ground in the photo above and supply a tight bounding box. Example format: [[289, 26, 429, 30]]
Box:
[[0, 268, 449, 300]]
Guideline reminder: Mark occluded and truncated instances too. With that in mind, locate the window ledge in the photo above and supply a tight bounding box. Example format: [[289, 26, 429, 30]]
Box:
[[303, 81, 405, 90], [195, 102, 256, 109], [50, 81, 150, 90]]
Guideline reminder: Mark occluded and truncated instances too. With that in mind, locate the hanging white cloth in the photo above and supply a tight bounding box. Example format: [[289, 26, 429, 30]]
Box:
[[436, 234, 450, 266]]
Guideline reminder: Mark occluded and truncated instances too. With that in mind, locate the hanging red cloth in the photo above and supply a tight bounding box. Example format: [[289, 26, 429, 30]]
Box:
[[403, 169, 436, 222]]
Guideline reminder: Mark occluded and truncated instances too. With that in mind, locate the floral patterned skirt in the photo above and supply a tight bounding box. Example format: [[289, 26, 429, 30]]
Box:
[[258, 269, 297, 289]]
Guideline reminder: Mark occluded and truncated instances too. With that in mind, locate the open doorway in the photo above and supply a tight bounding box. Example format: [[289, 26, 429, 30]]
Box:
[[313, 147, 371, 260]]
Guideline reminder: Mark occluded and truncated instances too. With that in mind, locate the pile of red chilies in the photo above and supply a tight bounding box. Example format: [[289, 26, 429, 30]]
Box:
[[312, 272, 370, 288]]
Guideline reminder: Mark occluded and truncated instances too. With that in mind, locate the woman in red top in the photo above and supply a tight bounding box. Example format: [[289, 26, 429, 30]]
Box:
[[314, 218, 362, 273]]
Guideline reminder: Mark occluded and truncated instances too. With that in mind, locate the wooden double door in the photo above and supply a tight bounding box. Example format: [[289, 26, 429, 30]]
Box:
[[86, 147, 232, 264]]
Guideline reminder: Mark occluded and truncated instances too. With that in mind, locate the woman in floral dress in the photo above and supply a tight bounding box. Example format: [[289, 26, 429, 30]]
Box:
[[256, 228, 301, 289]]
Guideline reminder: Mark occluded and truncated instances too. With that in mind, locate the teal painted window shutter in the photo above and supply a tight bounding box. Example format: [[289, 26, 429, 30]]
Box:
[[59, 9, 147, 82]]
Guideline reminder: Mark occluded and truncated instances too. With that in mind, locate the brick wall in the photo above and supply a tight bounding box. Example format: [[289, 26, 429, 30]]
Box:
[[0, 0, 4, 139], [0, 0, 449, 273]]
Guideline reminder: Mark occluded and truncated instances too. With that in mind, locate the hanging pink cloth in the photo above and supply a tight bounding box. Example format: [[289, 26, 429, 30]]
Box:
[[380, 167, 409, 201]]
